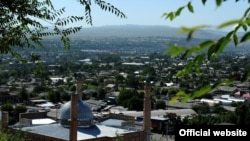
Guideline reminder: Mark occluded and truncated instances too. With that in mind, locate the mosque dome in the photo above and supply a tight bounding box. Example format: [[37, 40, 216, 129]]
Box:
[[59, 99, 93, 128]]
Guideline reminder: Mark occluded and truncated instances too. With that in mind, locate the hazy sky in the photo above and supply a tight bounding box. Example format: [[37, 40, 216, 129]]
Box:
[[51, 0, 249, 29]]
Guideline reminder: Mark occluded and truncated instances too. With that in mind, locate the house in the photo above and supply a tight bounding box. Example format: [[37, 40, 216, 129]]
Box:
[[242, 93, 250, 100], [212, 86, 237, 95], [234, 91, 250, 100]]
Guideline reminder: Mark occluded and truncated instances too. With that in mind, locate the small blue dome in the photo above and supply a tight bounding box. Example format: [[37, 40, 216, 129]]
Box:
[[59, 100, 93, 127]]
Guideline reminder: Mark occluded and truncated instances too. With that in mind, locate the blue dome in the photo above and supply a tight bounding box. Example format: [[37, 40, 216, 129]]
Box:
[[59, 100, 93, 127]]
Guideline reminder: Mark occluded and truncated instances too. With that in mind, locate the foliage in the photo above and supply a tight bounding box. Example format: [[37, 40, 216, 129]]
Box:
[[0, 103, 27, 125], [13, 105, 27, 119], [185, 102, 250, 125], [33, 84, 49, 93], [0, 129, 30, 141], [125, 74, 140, 89], [155, 100, 166, 109], [117, 89, 144, 111], [97, 88, 106, 100], [115, 131, 124, 141], [162, 0, 250, 103], [235, 102, 250, 125], [191, 102, 210, 114], [61, 92, 71, 101], [18, 86, 29, 102], [1, 103, 14, 112], [47, 89, 61, 103], [192, 102, 228, 115], [0, 0, 126, 62]]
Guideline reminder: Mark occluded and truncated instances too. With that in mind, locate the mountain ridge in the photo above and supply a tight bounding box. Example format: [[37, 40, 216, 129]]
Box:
[[70, 24, 224, 39]]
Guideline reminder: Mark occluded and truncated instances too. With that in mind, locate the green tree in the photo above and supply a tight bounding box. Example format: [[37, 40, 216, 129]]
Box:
[[155, 100, 166, 109], [0, 129, 30, 141], [18, 86, 29, 103], [210, 103, 227, 113], [163, 0, 250, 103], [126, 74, 140, 89], [61, 92, 70, 101], [235, 103, 250, 125], [115, 74, 125, 84], [191, 102, 210, 114], [0, 103, 14, 112], [97, 88, 106, 100], [13, 105, 27, 120], [33, 85, 48, 93], [127, 92, 144, 111], [117, 89, 144, 110], [47, 89, 61, 103]]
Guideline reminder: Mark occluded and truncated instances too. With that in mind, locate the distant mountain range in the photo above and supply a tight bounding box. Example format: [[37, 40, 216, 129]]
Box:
[[33, 24, 249, 54], [70, 24, 227, 39], [65, 25, 249, 53]]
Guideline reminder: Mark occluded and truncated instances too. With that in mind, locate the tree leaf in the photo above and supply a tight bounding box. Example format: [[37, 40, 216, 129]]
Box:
[[199, 40, 215, 49], [246, 17, 250, 26], [165, 45, 187, 57], [176, 6, 184, 16], [226, 31, 234, 39], [187, 31, 194, 41], [161, 12, 168, 19], [218, 19, 241, 29], [240, 32, 250, 43], [180, 25, 210, 33], [216, 37, 231, 54], [190, 85, 211, 99], [202, 0, 207, 5], [170, 96, 178, 105], [179, 26, 192, 33], [162, 12, 175, 21], [177, 61, 193, 76], [243, 7, 250, 17], [187, 2, 194, 13], [241, 23, 248, 31], [207, 44, 217, 60], [180, 25, 210, 40], [233, 33, 239, 46], [216, 0, 222, 7], [168, 12, 175, 21]]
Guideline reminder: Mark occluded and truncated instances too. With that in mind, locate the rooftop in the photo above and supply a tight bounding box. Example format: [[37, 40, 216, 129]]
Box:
[[18, 123, 137, 140], [118, 109, 196, 118]]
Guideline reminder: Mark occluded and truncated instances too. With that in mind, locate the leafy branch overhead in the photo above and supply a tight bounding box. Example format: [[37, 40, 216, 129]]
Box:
[[162, 0, 250, 103], [0, 0, 126, 61]]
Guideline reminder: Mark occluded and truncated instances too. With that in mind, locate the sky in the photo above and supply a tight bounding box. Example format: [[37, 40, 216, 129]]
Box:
[[51, 0, 249, 29]]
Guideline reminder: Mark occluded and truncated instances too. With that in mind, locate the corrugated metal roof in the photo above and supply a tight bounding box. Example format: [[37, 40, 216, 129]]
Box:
[[118, 109, 196, 117], [99, 119, 124, 127], [18, 123, 137, 140]]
